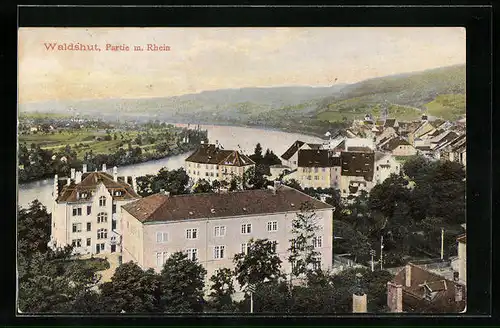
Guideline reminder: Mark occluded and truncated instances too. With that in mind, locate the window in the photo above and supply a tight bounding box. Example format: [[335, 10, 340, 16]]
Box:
[[322, 168, 326, 172], [241, 223, 252, 234], [314, 167, 319, 173], [87, 206, 92, 215], [214, 226, 226, 237], [99, 196, 106, 207], [188, 170, 191, 174], [72, 223, 82, 233], [313, 256, 322, 270], [205, 172, 209, 177], [155, 251, 169, 267], [307, 175, 312, 180], [186, 228, 198, 239], [267, 221, 278, 232], [86, 238, 91, 246], [97, 212, 108, 223], [156, 232, 168, 243], [314, 176, 319, 180], [241, 243, 250, 255], [112, 204, 117, 214], [214, 245, 225, 259], [72, 207, 82, 216], [313, 236, 323, 248], [72, 239, 82, 247], [271, 241, 278, 253], [86, 222, 92, 232], [97, 228, 108, 239], [112, 220, 117, 230], [186, 248, 198, 261]]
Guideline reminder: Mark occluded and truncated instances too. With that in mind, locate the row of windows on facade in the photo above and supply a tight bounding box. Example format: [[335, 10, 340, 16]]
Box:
[[302, 167, 330, 173], [71, 235, 115, 247], [72, 201, 117, 216], [154, 239, 323, 267], [188, 163, 242, 171], [71, 224, 115, 238], [71, 215, 116, 231], [155, 222, 279, 243], [302, 175, 336, 181]]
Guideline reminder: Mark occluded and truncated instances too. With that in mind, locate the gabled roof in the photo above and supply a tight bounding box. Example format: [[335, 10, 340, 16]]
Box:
[[122, 185, 333, 223], [382, 137, 412, 151], [307, 143, 323, 150], [281, 140, 306, 160], [391, 263, 466, 313], [56, 172, 140, 203], [340, 151, 375, 181], [186, 144, 254, 166]]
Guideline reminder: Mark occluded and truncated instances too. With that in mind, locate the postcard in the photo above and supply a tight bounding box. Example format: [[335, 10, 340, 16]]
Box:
[[17, 26, 466, 315]]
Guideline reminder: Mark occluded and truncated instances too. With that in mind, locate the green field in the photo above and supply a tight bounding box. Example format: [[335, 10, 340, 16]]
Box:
[[424, 94, 466, 121], [19, 129, 165, 158], [317, 101, 422, 123]]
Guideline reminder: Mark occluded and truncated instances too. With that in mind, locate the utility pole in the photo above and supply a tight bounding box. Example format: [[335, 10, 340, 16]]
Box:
[[370, 249, 376, 272], [441, 228, 445, 260], [380, 235, 384, 270], [247, 284, 256, 313]]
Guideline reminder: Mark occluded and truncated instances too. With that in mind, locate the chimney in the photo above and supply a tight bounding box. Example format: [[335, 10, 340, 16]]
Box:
[[70, 168, 76, 180], [201, 140, 205, 144], [352, 293, 367, 313], [131, 176, 137, 193], [53, 174, 59, 199], [387, 282, 403, 313], [82, 164, 87, 173], [405, 264, 412, 287], [102, 163, 107, 172], [75, 171, 82, 184], [113, 166, 118, 182]]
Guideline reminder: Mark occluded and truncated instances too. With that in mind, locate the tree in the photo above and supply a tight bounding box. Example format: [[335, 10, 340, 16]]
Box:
[[333, 220, 371, 264], [160, 252, 207, 312], [369, 174, 410, 219], [192, 179, 213, 193], [242, 165, 268, 190], [18, 200, 51, 257], [237, 279, 291, 313], [233, 239, 282, 289], [208, 268, 236, 312], [262, 149, 282, 166], [99, 262, 162, 313], [137, 168, 190, 196], [250, 143, 264, 164], [402, 154, 432, 181], [288, 202, 321, 278]]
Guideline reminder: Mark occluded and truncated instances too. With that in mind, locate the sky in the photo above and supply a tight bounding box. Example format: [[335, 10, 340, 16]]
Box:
[[18, 27, 465, 104]]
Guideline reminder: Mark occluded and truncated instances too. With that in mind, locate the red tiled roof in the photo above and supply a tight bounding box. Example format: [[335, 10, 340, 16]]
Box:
[[56, 172, 140, 202], [391, 263, 466, 313], [122, 185, 333, 223]]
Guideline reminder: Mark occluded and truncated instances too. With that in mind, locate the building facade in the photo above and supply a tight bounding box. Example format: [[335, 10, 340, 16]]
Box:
[[50, 164, 141, 255], [121, 185, 334, 289], [296, 149, 340, 189], [339, 151, 375, 198], [185, 142, 255, 184]]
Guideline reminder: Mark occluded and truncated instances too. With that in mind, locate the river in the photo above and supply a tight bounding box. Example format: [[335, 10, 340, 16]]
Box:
[[18, 124, 325, 209]]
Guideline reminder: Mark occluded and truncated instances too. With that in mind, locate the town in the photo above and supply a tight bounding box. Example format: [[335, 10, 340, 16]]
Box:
[[18, 112, 466, 314]]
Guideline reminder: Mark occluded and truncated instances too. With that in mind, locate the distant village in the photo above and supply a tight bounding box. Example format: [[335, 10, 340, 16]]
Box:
[[27, 112, 466, 314]]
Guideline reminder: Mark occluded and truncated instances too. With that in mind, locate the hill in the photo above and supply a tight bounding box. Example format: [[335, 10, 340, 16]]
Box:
[[19, 64, 466, 136], [314, 64, 466, 122]]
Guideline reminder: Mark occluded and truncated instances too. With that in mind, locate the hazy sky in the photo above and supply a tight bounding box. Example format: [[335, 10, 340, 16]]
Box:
[[18, 27, 465, 104]]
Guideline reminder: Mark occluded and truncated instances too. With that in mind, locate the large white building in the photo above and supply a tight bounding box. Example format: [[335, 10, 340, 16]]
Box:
[[121, 184, 334, 289], [50, 164, 141, 255]]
